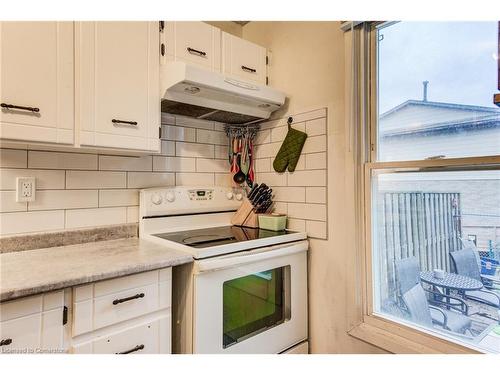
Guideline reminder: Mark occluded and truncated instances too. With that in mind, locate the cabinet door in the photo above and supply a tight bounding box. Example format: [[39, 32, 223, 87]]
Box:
[[77, 22, 160, 152], [0, 22, 74, 144], [222, 32, 267, 84], [163, 22, 221, 72]]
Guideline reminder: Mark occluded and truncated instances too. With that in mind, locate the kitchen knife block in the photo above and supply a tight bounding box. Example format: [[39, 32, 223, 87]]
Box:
[[230, 198, 259, 228]]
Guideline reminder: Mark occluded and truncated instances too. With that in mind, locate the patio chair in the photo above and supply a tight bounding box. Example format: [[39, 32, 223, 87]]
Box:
[[459, 238, 500, 288], [450, 249, 500, 310], [395, 257, 472, 334]]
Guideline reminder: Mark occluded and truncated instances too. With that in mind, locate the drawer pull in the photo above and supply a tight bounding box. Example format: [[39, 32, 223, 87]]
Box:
[[1, 103, 40, 113], [112, 119, 138, 126], [187, 47, 207, 57], [241, 65, 257, 73], [0, 338, 13, 346], [112, 293, 145, 305], [117, 344, 144, 354]]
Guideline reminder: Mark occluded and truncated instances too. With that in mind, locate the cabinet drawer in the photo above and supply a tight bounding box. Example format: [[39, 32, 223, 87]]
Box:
[[163, 21, 221, 72], [72, 269, 172, 336], [222, 32, 267, 84], [72, 315, 170, 354]]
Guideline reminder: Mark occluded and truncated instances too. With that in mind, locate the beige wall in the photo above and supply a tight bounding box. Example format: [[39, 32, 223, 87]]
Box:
[[204, 21, 242, 37], [243, 21, 385, 353]]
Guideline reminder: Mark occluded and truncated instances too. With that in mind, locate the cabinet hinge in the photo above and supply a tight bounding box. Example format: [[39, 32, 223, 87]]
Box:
[[266, 56, 269, 65], [160, 43, 165, 57], [266, 76, 269, 85], [62, 306, 68, 325], [159, 21, 164, 33]]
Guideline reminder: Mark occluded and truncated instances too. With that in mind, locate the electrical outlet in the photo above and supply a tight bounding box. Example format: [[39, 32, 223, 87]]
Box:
[[16, 177, 36, 202]]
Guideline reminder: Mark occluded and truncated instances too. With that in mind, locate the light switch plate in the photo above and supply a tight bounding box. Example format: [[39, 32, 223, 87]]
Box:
[[16, 177, 36, 202]]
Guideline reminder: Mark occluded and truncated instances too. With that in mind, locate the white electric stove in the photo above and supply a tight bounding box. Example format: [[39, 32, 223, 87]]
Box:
[[139, 186, 309, 354]]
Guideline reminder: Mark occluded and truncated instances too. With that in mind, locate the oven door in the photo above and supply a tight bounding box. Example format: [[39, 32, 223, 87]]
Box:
[[192, 240, 308, 354]]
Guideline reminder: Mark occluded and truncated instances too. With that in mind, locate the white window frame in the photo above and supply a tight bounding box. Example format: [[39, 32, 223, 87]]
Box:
[[347, 21, 500, 353]]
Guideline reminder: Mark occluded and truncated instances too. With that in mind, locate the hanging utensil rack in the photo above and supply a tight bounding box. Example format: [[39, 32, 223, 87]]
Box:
[[223, 124, 260, 139], [225, 124, 260, 188]]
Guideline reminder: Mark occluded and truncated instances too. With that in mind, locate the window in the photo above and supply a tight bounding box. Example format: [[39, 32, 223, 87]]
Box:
[[368, 22, 500, 353]]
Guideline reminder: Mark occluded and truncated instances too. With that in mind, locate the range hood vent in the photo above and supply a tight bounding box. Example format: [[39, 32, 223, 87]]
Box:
[[161, 62, 285, 124]]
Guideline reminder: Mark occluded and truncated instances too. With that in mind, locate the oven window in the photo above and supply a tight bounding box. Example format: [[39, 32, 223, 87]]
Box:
[[222, 266, 290, 348]]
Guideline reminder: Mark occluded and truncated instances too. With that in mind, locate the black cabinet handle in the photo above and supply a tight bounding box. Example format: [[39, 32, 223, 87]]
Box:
[[187, 47, 207, 57], [112, 293, 145, 305], [1, 103, 39, 113], [112, 119, 138, 126], [0, 338, 13, 346], [241, 65, 257, 73], [116, 344, 144, 354]]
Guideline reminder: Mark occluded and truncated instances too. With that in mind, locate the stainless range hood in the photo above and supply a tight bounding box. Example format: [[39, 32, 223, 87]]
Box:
[[160, 62, 286, 124]]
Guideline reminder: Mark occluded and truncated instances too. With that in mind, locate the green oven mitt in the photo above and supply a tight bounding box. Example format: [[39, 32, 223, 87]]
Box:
[[273, 118, 308, 173]]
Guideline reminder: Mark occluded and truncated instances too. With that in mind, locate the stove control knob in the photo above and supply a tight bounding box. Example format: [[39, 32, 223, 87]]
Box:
[[226, 192, 234, 200], [235, 193, 243, 201], [165, 192, 175, 203], [151, 193, 163, 205]]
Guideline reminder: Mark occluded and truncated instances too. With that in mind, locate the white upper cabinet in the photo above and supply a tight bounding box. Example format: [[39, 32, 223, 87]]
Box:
[[162, 22, 221, 72], [0, 22, 74, 145], [76, 22, 160, 152], [222, 32, 267, 85]]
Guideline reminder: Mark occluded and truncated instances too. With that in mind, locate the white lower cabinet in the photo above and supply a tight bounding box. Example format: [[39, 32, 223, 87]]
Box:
[[0, 267, 172, 355], [0, 291, 66, 354], [72, 315, 170, 354], [71, 268, 172, 354]]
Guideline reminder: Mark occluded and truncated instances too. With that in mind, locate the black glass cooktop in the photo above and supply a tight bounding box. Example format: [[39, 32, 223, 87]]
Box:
[[153, 226, 292, 248]]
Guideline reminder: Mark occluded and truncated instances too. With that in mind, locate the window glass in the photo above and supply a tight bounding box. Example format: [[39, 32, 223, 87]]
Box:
[[371, 169, 500, 353], [223, 266, 289, 348], [377, 22, 500, 161]]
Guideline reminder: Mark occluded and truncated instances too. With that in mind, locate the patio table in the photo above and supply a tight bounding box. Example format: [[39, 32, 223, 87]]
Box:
[[420, 271, 483, 311]]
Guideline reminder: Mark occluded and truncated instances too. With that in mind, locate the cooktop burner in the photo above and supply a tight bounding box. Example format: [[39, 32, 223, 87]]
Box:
[[153, 226, 292, 249]]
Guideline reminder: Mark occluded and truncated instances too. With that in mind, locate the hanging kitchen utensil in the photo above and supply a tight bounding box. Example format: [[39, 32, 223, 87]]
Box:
[[247, 138, 255, 185], [233, 154, 246, 184], [273, 116, 308, 173]]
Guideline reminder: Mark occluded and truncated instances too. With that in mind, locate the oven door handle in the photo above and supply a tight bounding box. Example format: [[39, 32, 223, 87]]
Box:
[[195, 240, 308, 273]]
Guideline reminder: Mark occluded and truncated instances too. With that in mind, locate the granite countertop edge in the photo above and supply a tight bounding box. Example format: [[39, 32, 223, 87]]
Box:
[[0, 238, 194, 302]]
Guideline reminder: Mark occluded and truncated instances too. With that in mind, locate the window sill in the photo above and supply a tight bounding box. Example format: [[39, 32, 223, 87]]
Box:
[[348, 315, 482, 354]]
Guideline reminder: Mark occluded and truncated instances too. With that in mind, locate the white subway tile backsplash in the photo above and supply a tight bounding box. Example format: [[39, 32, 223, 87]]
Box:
[[176, 173, 214, 186], [0, 210, 65, 235], [153, 156, 196, 172], [160, 113, 176, 125], [255, 172, 287, 186], [28, 151, 97, 170], [175, 115, 214, 130], [272, 187, 306, 203], [0, 169, 65, 190], [273, 202, 288, 214], [306, 117, 327, 136], [287, 218, 306, 232], [292, 108, 327, 123], [161, 140, 175, 156], [214, 145, 229, 160], [175, 142, 214, 158], [98, 155, 152, 171], [214, 173, 232, 187], [305, 152, 327, 169], [254, 143, 280, 159], [288, 170, 326, 187], [0, 149, 27, 168], [0, 191, 27, 212], [65, 207, 127, 229], [254, 158, 271, 173], [66, 171, 126, 189], [99, 189, 139, 207], [287, 203, 327, 221], [196, 129, 226, 145], [254, 129, 271, 145], [302, 135, 327, 154], [126, 206, 139, 223], [29, 190, 98, 211], [127, 172, 175, 189], [306, 187, 327, 204], [196, 159, 227, 173], [161, 125, 196, 142], [306, 220, 328, 238]]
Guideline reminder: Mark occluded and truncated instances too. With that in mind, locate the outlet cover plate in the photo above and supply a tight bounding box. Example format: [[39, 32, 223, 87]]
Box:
[[16, 177, 36, 202]]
